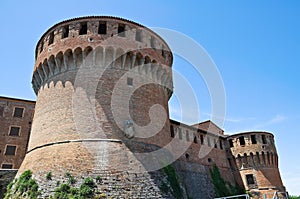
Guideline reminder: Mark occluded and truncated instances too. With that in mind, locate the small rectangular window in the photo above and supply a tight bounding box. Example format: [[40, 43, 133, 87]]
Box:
[[170, 125, 174, 138], [98, 22, 107, 34], [251, 135, 257, 144], [135, 29, 142, 42], [0, 106, 3, 117], [118, 24, 125, 37], [5, 145, 16, 156], [48, 32, 54, 45], [13, 107, 24, 118], [262, 135, 267, 144], [246, 174, 255, 185], [229, 139, 234, 147], [219, 140, 223, 149], [1, 163, 13, 169], [9, 126, 20, 136], [239, 136, 245, 146], [127, 77, 133, 86], [62, 25, 69, 39], [79, 22, 88, 35], [193, 135, 197, 143]]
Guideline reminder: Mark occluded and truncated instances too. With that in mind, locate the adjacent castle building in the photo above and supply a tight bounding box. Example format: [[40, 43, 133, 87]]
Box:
[[0, 16, 287, 199]]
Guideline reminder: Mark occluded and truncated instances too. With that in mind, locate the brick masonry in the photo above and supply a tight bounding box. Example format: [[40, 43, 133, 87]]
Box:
[[0, 16, 287, 199]]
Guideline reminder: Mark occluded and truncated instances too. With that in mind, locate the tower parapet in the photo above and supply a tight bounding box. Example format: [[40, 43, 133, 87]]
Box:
[[227, 131, 286, 198]]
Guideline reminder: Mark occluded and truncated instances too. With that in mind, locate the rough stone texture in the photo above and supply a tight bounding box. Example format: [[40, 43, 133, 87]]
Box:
[[0, 169, 17, 198], [173, 161, 215, 199]]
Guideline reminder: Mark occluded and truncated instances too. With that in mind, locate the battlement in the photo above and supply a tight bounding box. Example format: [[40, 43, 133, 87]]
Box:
[[35, 16, 172, 66]]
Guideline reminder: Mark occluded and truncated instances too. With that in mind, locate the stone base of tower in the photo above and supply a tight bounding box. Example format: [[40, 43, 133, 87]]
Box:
[[16, 140, 179, 198]]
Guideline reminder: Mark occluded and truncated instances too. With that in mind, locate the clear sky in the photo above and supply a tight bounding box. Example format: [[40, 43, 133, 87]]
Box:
[[0, 0, 299, 195]]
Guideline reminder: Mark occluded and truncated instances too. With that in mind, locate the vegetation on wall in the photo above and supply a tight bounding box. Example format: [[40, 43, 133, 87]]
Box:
[[161, 165, 183, 199], [290, 196, 300, 199], [5, 170, 106, 199], [4, 170, 40, 199], [209, 164, 245, 197]]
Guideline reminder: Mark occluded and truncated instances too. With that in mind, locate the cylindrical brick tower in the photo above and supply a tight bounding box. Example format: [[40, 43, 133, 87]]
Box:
[[227, 132, 286, 198], [18, 16, 174, 198]]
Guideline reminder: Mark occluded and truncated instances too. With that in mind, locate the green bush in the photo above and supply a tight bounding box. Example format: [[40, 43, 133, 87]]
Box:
[[162, 165, 183, 199], [46, 171, 52, 180], [209, 164, 245, 197], [4, 170, 40, 199]]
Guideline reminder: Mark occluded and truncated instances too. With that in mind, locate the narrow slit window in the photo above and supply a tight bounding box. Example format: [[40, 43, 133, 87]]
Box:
[[62, 25, 69, 39], [229, 139, 234, 147], [9, 126, 20, 136], [193, 135, 197, 143], [251, 135, 257, 144], [118, 24, 125, 37], [13, 107, 24, 118], [239, 136, 245, 146], [127, 77, 133, 86], [170, 125, 174, 138], [219, 140, 223, 149], [79, 22, 88, 35], [98, 22, 107, 34], [48, 32, 54, 45], [200, 134, 204, 144]]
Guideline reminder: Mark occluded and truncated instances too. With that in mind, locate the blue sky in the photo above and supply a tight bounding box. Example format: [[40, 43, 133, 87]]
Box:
[[0, 0, 299, 195]]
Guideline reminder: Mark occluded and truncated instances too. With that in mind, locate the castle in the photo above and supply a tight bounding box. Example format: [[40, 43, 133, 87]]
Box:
[[0, 16, 287, 199]]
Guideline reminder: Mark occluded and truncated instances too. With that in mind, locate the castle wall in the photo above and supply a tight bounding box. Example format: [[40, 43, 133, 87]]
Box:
[[0, 97, 35, 170]]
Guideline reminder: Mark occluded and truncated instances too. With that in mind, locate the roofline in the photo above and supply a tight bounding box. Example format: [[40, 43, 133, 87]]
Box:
[[192, 120, 224, 131], [35, 15, 173, 60], [227, 131, 274, 138], [0, 96, 36, 104], [169, 119, 227, 138]]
